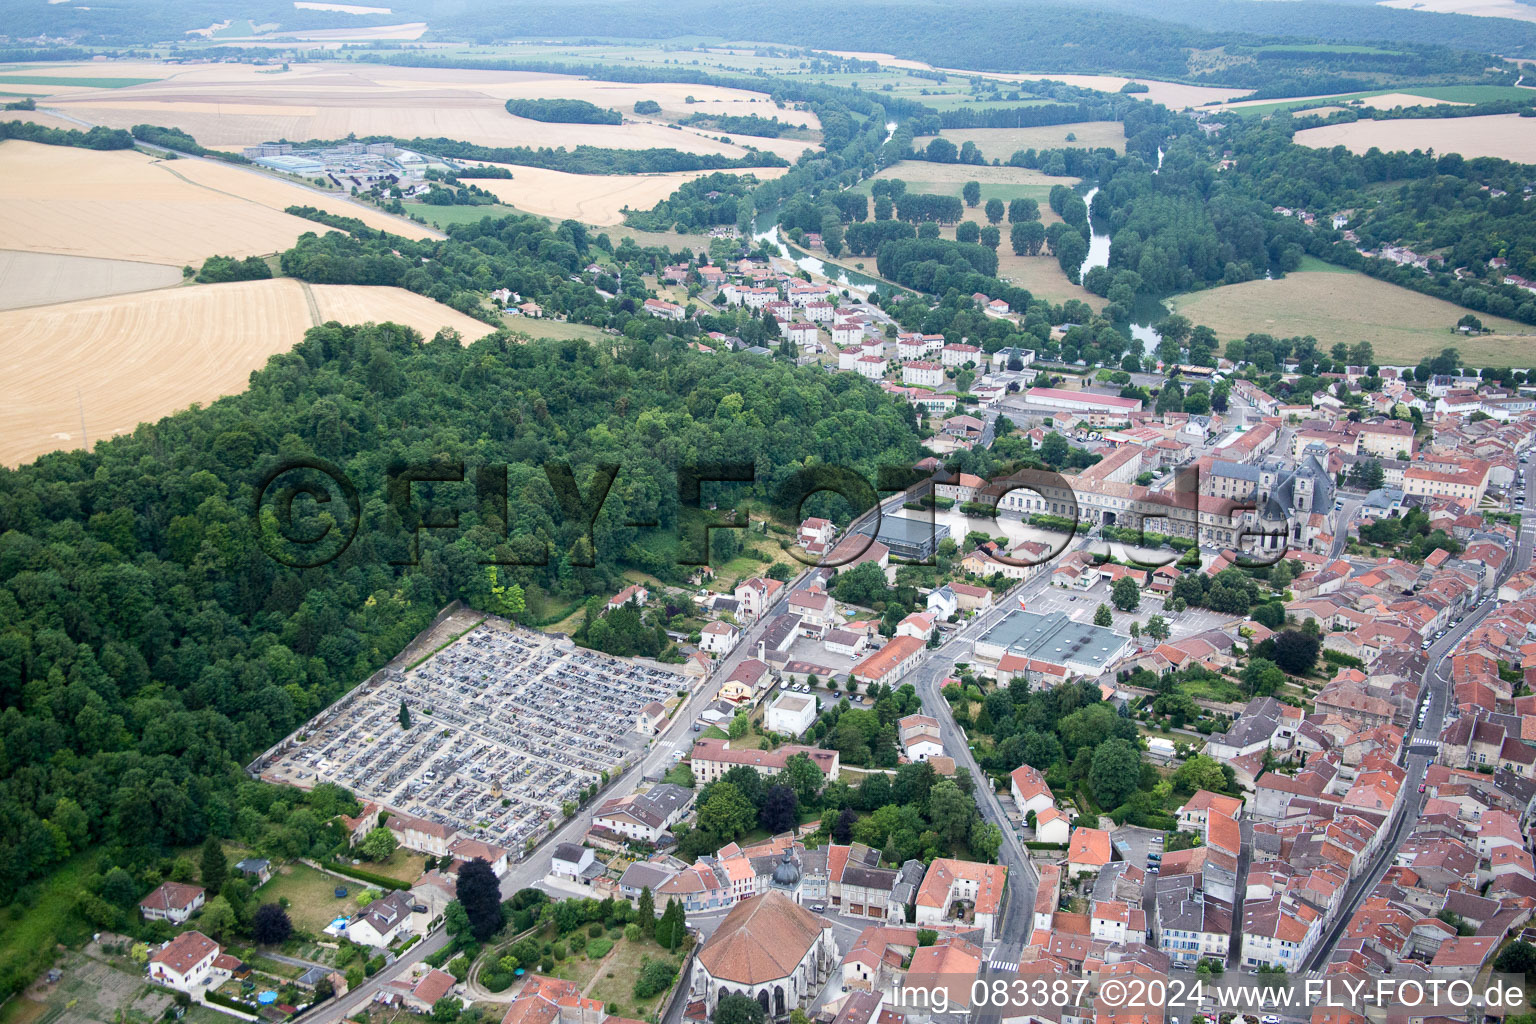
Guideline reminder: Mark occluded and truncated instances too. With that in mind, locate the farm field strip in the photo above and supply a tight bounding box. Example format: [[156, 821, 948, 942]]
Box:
[[464, 163, 788, 225], [20, 60, 815, 160], [1293, 112, 1536, 162], [1167, 268, 1536, 365], [0, 140, 432, 267], [0, 280, 494, 467], [0, 250, 184, 310]]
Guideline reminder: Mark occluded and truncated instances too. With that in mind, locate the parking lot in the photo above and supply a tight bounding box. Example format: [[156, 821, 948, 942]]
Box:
[[1020, 578, 1235, 642], [259, 621, 686, 851]]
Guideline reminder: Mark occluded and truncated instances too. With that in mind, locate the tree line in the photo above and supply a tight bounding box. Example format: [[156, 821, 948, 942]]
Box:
[[505, 98, 623, 124]]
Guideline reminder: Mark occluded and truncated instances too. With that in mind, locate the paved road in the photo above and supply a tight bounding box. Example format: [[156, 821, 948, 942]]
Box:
[[304, 490, 915, 1019], [1327, 496, 1363, 560], [1302, 480, 1535, 971]]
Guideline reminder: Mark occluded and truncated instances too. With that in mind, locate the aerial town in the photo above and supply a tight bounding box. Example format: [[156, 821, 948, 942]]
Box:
[[9, 7, 1536, 1024], [112, 243, 1536, 1024]]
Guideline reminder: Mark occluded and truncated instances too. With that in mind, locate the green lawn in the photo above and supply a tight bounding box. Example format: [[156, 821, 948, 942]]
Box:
[[365, 848, 427, 885], [0, 75, 160, 88], [255, 862, 364, 935], [0, 852, 98, 1012], [1225, 85, 1536, 118], [1177, 676, 1246, 704], [1295, 254, 1353, 274], [402, 202, 523, 229], [584, 939, 683, 1019], [504, 318, 611, 344]]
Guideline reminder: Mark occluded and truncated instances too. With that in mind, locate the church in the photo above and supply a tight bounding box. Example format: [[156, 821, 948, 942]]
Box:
[[689, 883, 838, 1018]]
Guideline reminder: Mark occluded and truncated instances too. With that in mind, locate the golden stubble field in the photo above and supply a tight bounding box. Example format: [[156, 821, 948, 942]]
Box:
[[1294, 113, 1536, 162], [3, 61, 817, 161], [0, 279, 494, 467], [464, 163, 788, 225], [1377, 0, 1536, 22], [1167, 268, 1536, 364], [0, 140, 432, 272]]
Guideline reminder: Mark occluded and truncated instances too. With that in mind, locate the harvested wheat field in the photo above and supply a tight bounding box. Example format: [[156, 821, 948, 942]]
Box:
[[464, 164, 788, 225], [937, 122, 1125, 160], [1357, 92, 1469, 110], [158, 156, 435, 236], [308, 284, 494, 340], [0, 279, 493, 466], [0, 109, 83, 130], [1378, 0, 1536, 22], [0, 141, 426, 267], [820, 51, 1249, 107], [34, 61, 810, 160], [0, 250, 183, 310], [1167, 267, 1536, 366], [1294, 113, 1536, 162], [293, 2, 394, 12]]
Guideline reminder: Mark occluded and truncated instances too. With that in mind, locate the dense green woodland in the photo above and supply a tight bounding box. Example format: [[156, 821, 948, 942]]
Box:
[[418, 0, 1536, 75], [0, 307, 920, 913], [504, 98, 622, 125]]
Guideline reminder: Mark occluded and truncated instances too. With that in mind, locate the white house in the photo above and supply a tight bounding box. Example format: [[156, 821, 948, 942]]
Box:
[[551, 842, 596, 882], [607, 584, 649, 611], [448, 837, 510, 877], [897, 714, 944, 762], [1035, 806, 1071, 844], [643, 298, 686, 320], [733, 577, 783, 621], [895, 612, 936, 641], [341, 890, 417, 948], [147, 931, 222, 992], [941, 344, 981, 368], [855, 355, 888, 380], [926, 586, 959, 620], [1010, 763, 1056, 819], [700, 620, 740, 654], [138, 882, 205, 925], [785, 321, 819, 347], [798, 517, 836, 554], [832, 320, 864, 346], [765, 692, 817, 737], [635, 700, 667, 735], [902, 362, 943, 388], [591, 784, 692, 844]]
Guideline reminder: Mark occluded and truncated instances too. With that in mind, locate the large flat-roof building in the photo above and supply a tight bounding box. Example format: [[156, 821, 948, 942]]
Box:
[[1023, 386, 1143, 417], [971, 609, 1130, 678], [875, 514, 949, 561]]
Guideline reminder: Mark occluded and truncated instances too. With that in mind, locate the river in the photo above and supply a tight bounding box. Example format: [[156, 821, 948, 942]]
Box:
[[747, 122, 898, 295], [1080, 148, 1165, 346]]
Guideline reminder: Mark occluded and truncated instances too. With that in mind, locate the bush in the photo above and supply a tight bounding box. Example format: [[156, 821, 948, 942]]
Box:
[[586, 938, 614, 959], [632, 957, 678, 999]]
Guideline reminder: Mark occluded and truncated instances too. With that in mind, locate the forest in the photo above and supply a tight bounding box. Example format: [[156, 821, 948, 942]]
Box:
[[620, 171, 760, 233], [0, 119, 133, 149], [504, 98, 623, 125], [0, 305, 923, 928], [417, 0, 1536, 78]]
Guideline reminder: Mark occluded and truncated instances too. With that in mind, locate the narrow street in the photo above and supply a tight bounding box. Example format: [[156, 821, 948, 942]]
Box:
[[1302, 483, 1535, 970]]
